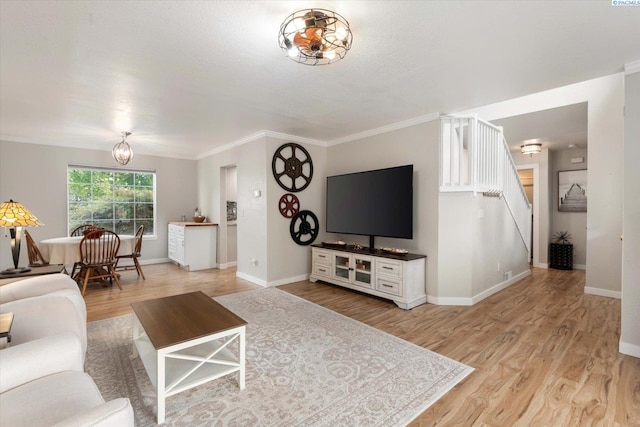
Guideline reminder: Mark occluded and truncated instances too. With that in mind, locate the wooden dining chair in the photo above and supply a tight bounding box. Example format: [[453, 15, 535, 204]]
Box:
[[75, 229, 122, 296], [70, 224, 98, 237], [24, 229, 49, 266], [115, 224, 145, 280]]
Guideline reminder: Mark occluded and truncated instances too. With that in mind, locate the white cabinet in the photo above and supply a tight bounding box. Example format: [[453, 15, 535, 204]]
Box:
[[332, 252, 374, 289], [168, 222, 218, 271], [309, 246, 427, 309]]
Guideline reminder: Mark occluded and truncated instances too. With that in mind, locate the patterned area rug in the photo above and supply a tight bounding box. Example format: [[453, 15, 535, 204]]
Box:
[[87, 288, 473, 426]]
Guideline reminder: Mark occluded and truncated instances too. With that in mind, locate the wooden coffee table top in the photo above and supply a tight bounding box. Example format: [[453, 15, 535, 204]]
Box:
[[131, 291, 247, 349]]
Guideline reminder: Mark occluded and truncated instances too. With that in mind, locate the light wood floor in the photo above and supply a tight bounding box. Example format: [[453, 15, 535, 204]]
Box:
[[84, 263, 640, 426]]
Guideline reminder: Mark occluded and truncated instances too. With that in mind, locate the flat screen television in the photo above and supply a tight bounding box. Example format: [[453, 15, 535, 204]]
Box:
[[326, 164, 413, 249]]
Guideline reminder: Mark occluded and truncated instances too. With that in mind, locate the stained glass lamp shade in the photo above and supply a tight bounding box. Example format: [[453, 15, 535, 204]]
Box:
[[0, 199, 44, 273]]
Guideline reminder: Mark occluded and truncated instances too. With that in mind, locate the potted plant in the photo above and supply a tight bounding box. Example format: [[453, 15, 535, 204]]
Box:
[[550, 231, 573, 270]]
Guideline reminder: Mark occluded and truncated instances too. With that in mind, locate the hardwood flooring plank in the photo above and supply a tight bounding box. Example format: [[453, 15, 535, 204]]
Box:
[[79, 263, 640, 425]]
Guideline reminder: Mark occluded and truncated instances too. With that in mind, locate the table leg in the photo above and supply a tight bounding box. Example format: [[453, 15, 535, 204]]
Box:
[[239, 326, 246, 389], [157, 351, 166, 424], [132, 317, 140, 359]]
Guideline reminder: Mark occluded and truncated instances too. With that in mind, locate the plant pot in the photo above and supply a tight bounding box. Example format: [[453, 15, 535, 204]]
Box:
[[550, 243, 573, 270]]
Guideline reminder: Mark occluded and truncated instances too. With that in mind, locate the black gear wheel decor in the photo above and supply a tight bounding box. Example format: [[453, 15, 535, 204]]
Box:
[[272, 143, 313, 192], [289, 210, 319, 246], [278, 193, 300, 218]]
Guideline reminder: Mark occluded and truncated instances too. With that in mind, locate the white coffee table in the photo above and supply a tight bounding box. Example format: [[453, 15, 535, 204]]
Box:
[[131, 291, 247, 424]]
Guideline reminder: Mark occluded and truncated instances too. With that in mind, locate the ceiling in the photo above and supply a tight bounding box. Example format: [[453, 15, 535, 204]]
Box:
[[1, 1, 638, 160], [493, 103, 588, 152]]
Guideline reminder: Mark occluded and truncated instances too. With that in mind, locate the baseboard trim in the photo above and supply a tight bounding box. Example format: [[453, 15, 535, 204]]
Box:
[[471, 269, 531, 305], [143, 258, 170, 265], [236, 271, 267, 287], [219, 261, 238, 269], [534, 262, 548, 269], [267, 273, 310, 287], [574, 264, 586, 270], [427, 269, 531, 306], [426, 295, 473, 306], [584, 287, 621, 299], [619, 341, 640, 358]]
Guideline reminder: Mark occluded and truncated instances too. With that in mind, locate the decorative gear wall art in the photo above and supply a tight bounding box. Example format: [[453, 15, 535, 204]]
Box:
[[272, 143, 313, 192], [278, 193, 300, 218], [289, 210, 319, 246]]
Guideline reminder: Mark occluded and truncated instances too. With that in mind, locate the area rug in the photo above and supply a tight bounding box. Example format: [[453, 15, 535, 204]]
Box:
[[86, 288, 473, 426]]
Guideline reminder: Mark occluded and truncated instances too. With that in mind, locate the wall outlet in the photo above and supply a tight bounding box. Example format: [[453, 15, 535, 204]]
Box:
[[250, 258, 258, 266], [504, 271, 512, 281]]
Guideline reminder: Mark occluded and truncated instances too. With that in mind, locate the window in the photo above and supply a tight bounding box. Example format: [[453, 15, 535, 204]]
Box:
[[68, 166, 156, 236]]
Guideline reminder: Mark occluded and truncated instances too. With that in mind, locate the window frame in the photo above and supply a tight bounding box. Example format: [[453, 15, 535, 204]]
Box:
[[67, 164, 157, 238]]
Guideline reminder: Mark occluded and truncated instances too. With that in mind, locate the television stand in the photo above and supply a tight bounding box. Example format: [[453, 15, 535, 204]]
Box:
[[309, 245, 427, 309]]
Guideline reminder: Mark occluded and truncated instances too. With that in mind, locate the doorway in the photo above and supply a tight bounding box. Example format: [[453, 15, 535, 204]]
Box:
[[223, 165, 237, 267]]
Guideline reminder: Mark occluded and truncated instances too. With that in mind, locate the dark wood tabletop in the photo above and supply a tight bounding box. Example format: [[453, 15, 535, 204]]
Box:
[[131, 291, 247, 349], [0, 264, 65, 280]]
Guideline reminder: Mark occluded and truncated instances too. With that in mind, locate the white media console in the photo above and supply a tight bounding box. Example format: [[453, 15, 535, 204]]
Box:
[[309, 245, 427, 309]]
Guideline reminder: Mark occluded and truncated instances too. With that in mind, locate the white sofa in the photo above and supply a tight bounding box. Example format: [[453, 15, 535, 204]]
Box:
[[0, 274, 134, 426]]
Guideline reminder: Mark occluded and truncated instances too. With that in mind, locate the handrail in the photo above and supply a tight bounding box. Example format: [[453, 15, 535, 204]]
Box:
[[440, 114, 532, 254]]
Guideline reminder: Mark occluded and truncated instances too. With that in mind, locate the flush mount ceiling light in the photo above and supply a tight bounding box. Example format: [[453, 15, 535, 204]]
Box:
[[278, 9, 353, 66], [521, 142, 542, 156], [112, 131, 134, 165]]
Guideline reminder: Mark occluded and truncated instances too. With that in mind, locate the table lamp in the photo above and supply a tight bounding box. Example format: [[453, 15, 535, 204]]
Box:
[[0, 199, 44, 274]]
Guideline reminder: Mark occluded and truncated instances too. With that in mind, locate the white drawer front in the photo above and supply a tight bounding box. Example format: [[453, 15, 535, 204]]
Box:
[[376, 277, 402, 296], [313, 249, 332, 265], [168, 224, 184, 236], [313, 263, 331, 278], [377, 259, 402, 278]]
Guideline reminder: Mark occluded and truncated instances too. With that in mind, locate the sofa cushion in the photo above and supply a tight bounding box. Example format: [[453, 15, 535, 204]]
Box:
[[0, 371, 105, 426], [0, 273, 78, 304], [0, 295, 86, 355], [0, 332, 83, 393]]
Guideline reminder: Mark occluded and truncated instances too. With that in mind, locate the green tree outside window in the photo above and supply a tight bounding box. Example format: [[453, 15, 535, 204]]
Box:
[[68, 167, 156, 236]]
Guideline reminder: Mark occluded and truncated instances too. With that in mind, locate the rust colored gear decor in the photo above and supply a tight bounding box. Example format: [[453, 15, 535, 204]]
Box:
[[290, 210, 319, 246], [272, 143, 313, 192], [279, 193, 300, 218]]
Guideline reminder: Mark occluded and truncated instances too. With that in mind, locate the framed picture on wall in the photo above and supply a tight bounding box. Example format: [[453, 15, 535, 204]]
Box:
[[558, 169, 587, 212]]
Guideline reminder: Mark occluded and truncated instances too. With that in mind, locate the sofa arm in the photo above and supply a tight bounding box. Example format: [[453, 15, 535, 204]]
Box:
[[52, 398, 134, 427], [0, 273, 78, 304], [0, 332, 83, 393]]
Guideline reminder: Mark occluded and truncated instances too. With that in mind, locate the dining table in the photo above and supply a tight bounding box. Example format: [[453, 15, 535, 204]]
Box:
[[39, 235, 136, 265]]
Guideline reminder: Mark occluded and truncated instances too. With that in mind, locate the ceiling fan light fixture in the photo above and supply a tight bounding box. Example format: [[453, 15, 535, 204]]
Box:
[[521, 142, 542, 156], [112, 131, 134, 165], [278, 9, 353, 66]]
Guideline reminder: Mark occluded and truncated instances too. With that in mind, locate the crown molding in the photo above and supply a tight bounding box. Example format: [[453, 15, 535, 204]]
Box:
[[625, 60, 640, 75], [196, 112, 441, 158], [197, 131, 327, 159], [196, 131, 267, 159], [263, 131, 327, 147], [327, 112, 440, 146]]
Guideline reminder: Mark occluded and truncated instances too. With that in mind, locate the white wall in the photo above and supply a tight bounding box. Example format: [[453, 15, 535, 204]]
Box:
[[197, 137, 267, 283], [326, 121, 441, 297], [551, 148, 588, 268], [265, 137, 327, 285], [621, 70, 640, 358], [437, 192, 530, 303], [460, 73, 625, 295], [0, 140, 198, 270]]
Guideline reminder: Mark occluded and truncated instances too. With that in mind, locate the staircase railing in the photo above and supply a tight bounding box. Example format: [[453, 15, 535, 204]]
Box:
[[440, 114, 532, 254]]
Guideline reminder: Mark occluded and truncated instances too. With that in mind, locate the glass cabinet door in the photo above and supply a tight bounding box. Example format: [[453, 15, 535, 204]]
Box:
[[334, 254, 350, 281], [353, 256, 373, 287]]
